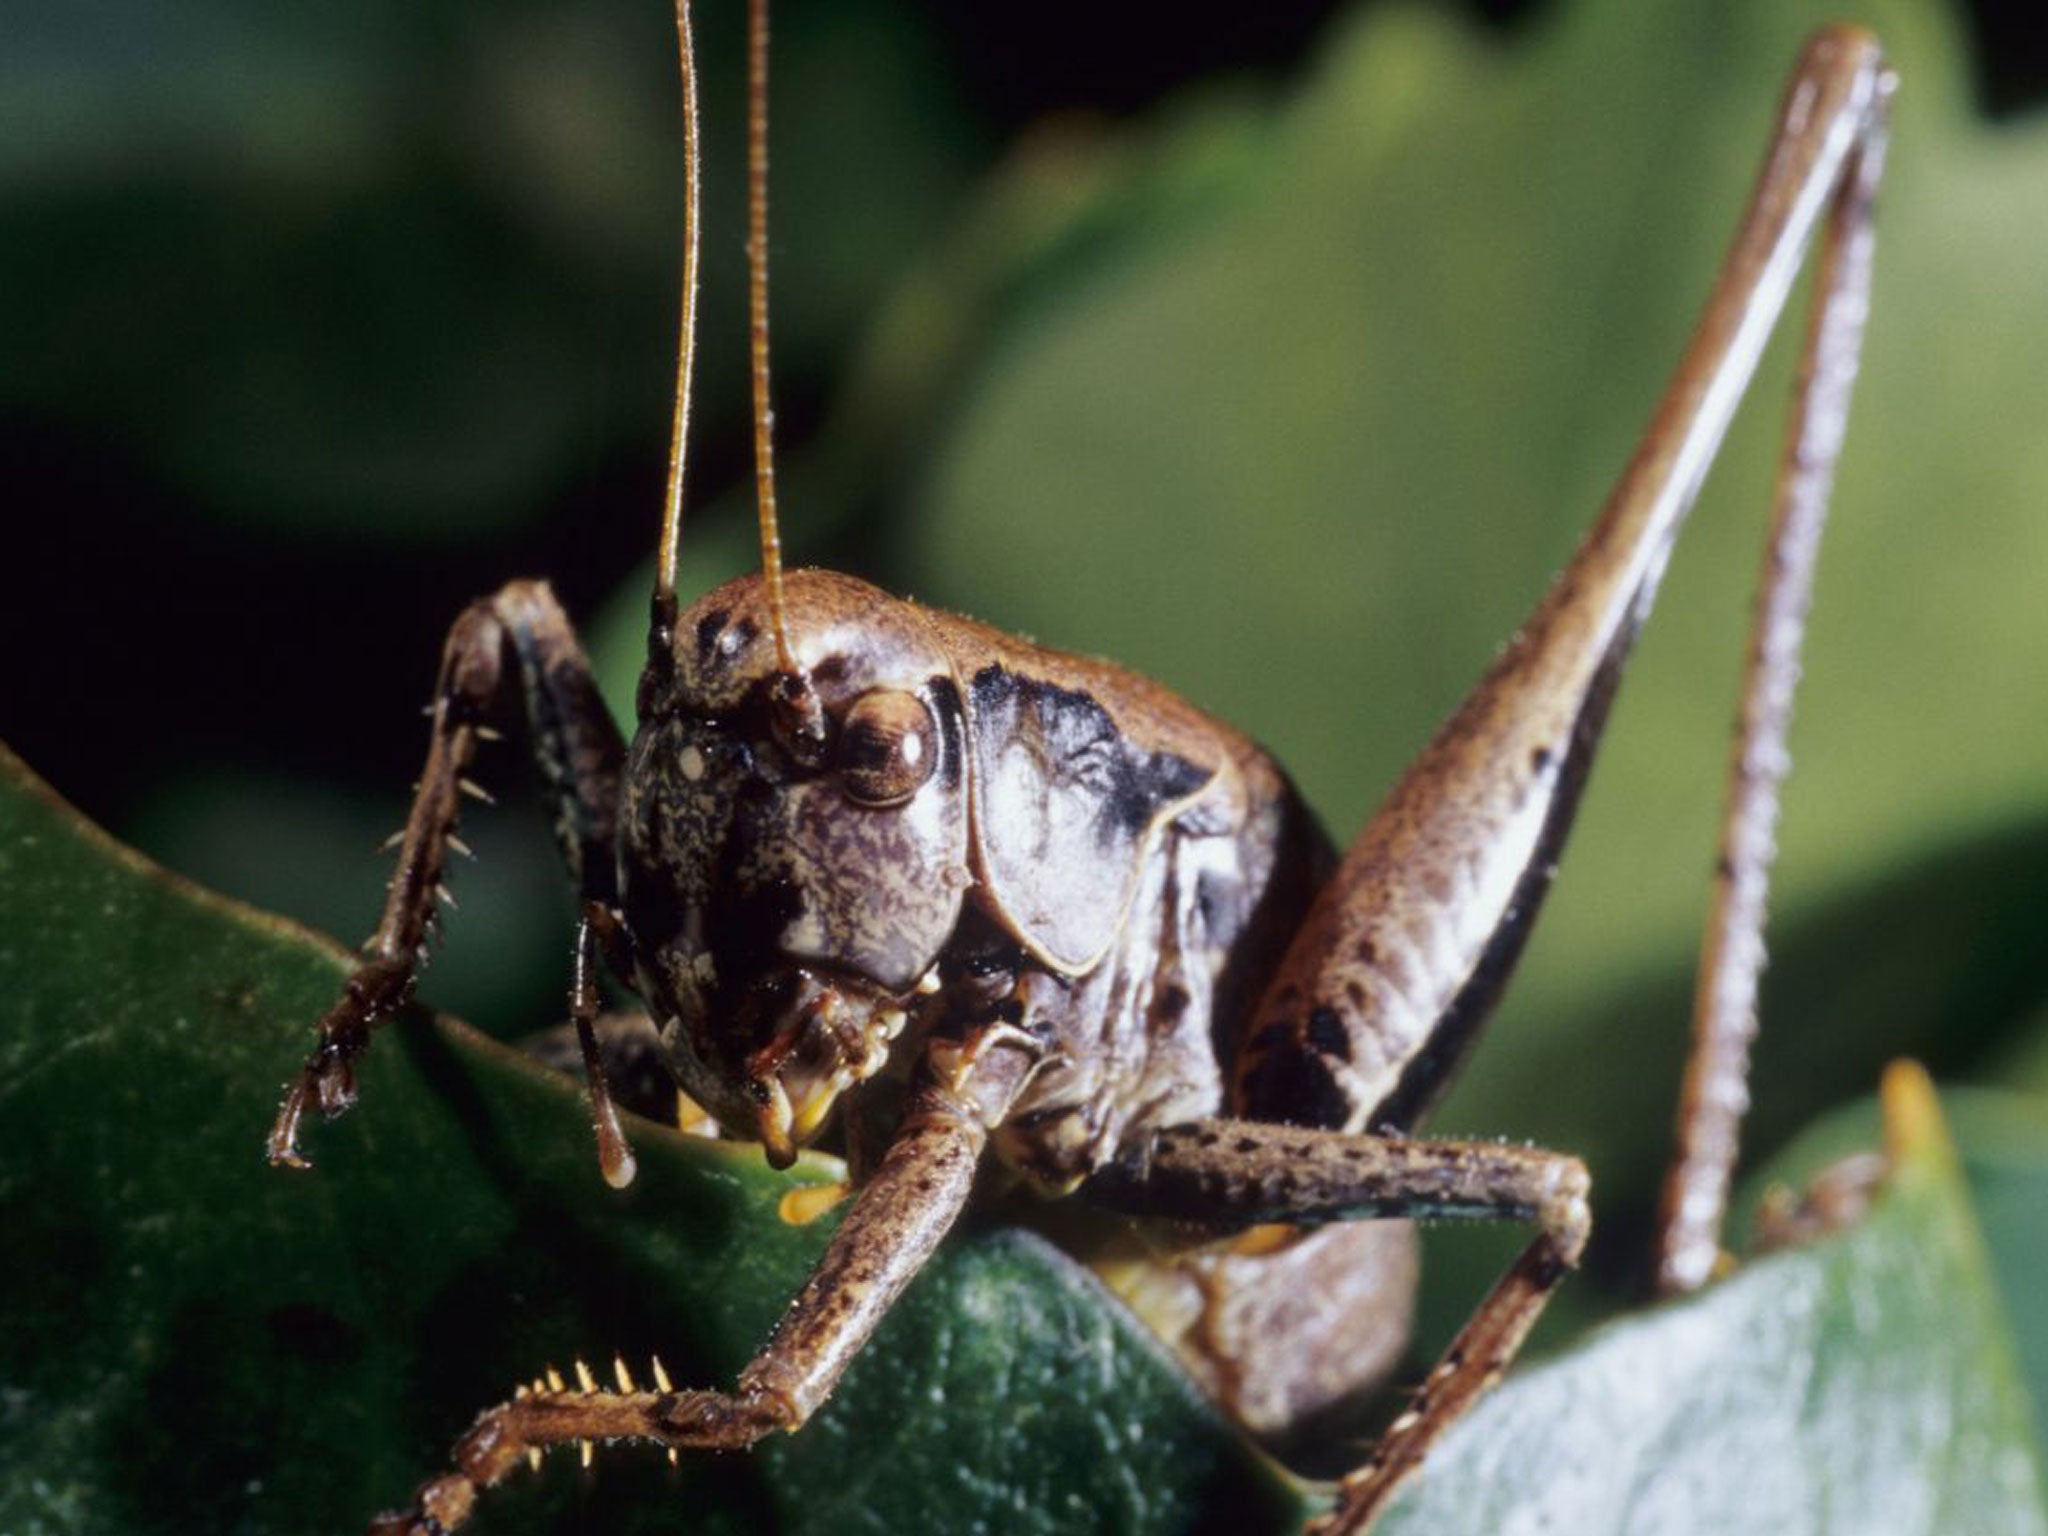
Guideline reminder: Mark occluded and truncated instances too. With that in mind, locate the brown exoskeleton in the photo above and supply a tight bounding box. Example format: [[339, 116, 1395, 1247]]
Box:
[[265, 4, 1894, 1530]]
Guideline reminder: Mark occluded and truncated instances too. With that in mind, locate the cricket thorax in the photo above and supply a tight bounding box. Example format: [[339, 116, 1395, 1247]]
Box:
[[986, 776, 1326, 1191]]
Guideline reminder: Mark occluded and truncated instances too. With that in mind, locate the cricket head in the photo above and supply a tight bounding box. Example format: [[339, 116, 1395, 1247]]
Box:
[[622, 570, 971, 1165]]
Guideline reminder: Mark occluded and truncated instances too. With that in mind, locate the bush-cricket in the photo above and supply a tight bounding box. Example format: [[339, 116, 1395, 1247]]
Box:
[[264, 5, 1895, 1530]]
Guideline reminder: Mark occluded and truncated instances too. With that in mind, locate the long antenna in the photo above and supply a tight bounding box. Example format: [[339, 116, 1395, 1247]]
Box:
[[650, 0, 703, 647], [747, 0, 798, 675]]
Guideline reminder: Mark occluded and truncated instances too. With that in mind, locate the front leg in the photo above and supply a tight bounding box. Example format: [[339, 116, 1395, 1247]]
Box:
[[266, 579, 630, 1176], [1086, 1120, 1590, 1534], [371, 1047, 1034, 1535]]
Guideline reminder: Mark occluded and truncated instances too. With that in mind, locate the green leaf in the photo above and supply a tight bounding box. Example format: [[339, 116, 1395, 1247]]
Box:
[[0, 742, 1306, 1535], [1374, 1069, 2048, 1535], [1964, 1097, 2048, 1459], [1729, 1085, 2048, 1468]]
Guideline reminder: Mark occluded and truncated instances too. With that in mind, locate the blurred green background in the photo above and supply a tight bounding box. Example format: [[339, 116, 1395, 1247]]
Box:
[[4, 0, 2046, 1378]]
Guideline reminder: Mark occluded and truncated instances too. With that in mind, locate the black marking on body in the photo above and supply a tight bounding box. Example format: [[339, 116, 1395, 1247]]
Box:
[[1306, 1006, 1351, 1061], [1248, 1019, 1293, 1060], [501, 617, 624, 903], [951, 906, 1029, 979], [645, 738, 806, 1053], [1237, 1045, 1353, 1131], [969, 664, 1209, 843], [694, 609, 730, 666], [706, 870, 804, 993], [693, 613, 759, 675], [620, 831, 687, 954], [619, 743, 688, 953], [966, 949, 1016, 979], [925, 674, 966, 793]]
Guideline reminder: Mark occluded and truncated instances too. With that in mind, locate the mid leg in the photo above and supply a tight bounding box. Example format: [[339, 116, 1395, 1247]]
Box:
[[1087, 1120, 1589, 1533], [266, 580, 630, 1175]]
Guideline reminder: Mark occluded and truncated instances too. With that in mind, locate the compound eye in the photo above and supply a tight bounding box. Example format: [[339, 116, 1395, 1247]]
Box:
[[838, 689, 936, 807]]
